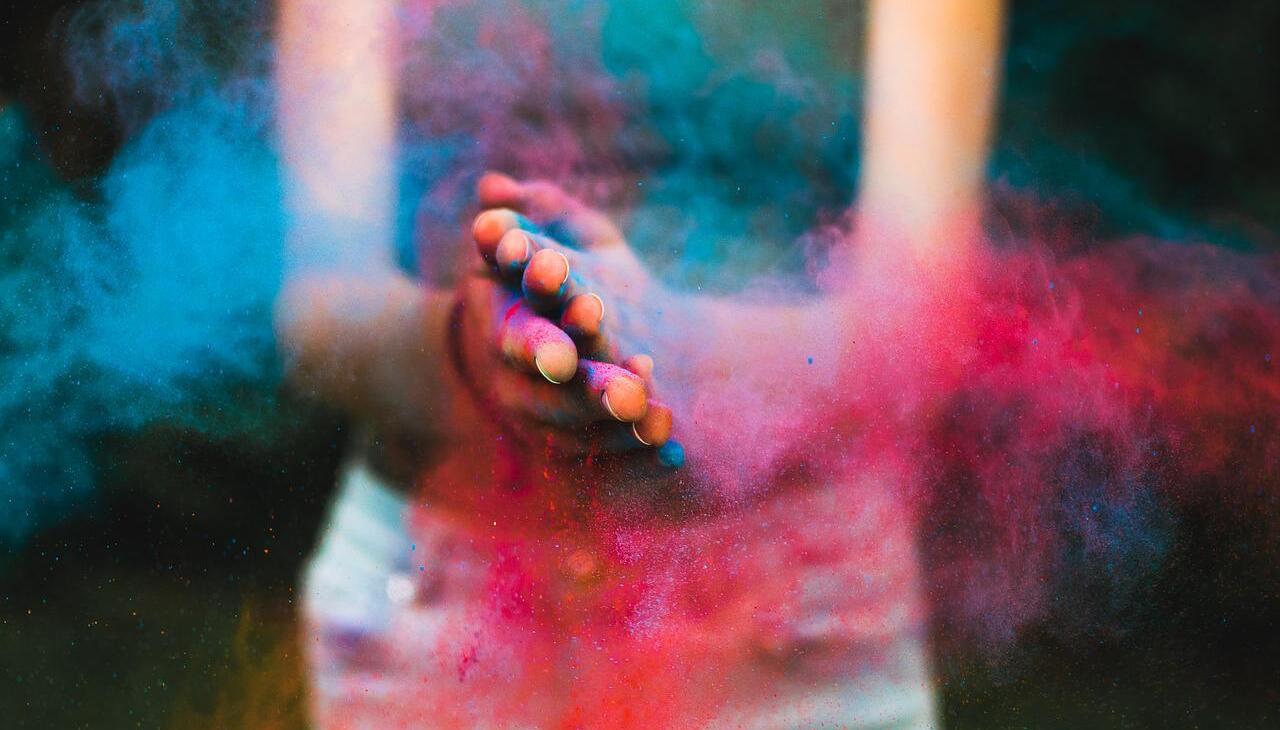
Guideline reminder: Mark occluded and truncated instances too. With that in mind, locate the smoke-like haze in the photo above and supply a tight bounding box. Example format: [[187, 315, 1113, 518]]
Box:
[[1, 0, 281, 542], [2, 0, 1278, 675]]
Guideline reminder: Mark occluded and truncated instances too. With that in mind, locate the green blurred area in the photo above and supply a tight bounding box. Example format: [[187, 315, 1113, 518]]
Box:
[[0, 414, 338, 729]]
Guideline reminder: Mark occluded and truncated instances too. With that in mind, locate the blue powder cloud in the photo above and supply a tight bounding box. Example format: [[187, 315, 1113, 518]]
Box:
[[0, 91, 281, 543]]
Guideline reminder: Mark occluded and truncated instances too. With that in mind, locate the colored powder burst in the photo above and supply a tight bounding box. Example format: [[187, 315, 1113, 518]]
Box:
[[387, 5, 1280, 715], [3, 0, 1280, 723], [1, 1, 282, 543], [352, 206, 1280, 724], [918, 219, 1280, 650]]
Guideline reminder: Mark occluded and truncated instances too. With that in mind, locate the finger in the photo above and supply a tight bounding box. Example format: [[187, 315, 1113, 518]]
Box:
[[572, 325, 618, 364], [584, 412, 670, 452], [523, 248, 591, 313], [562, 294, 617, 361], [566, 425, 685, 463], [521, 247, 570, 301], [494, 228, 535, 278], [578, 360, 648, 423], [488, 368, 592, 429], [473, 208, 539, 266], [619, 355, 669, 447], [497, 300, 578, 384], [487, 363, 651, 431], [630, 400, 673, 448], [496, 229, 568, 286], [488, 400, 681, 459], [621, 354, 654, 383], [561, 293, 605, 340], [500, 242, 614, 355], [477, 172, 624, 250], [477, 171, 524, 209]]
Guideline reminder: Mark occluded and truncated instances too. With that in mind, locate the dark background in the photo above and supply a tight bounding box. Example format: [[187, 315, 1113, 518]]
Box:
[[3, 1, 1280, 727]]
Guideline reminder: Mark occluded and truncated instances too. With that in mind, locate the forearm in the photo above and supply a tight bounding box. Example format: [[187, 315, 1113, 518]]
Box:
[[277, 0, 400, 274], [275, 0, 469, 446], [858, 0, 1004, 272], [276, 274, 460, 439]]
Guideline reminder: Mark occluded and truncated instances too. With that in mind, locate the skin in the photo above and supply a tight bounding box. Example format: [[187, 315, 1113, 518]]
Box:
[[461, 163, 996, 502], [859, 0, 1005, 270], [274, 0, 670, 485], [469, 174, 833, 480], [277, 187, 674, 465], [275, 0, 1006, 485], [461, 177, 677, 448], [458, 0, 1010, 443], [275, 0, 1006, 721]]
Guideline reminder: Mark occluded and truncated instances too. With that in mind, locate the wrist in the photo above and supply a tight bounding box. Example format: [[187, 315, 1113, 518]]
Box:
[[351, 425, 438, 496]]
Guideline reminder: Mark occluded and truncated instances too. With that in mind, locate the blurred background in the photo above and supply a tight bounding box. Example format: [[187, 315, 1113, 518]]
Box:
[[2, 1, 1279, 727]]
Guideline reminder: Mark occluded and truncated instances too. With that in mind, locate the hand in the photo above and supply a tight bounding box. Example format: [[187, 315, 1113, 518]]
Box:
[[470, 172, 845, 495], [456, 172, 678, 457], [273, 174, 679, 474]]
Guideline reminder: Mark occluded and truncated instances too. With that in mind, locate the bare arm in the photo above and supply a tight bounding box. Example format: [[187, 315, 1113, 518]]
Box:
[[273, 2, 662, 457], [858, 0, 1005, 272], [274, 0, 457, 437], [277, 0, 398, 272]]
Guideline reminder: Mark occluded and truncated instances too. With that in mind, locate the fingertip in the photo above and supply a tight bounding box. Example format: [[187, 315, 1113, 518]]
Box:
[[477, 171, 521, 207], [632, 402, 672, 447], [532, 338, 578, 385], [523, 248, 571, 299], [496, 229, 534, 275], [601, 372, 647, 423], [473, 209, 520, 261], [562, 292, 604, 338], [621, 354, 654, 380]]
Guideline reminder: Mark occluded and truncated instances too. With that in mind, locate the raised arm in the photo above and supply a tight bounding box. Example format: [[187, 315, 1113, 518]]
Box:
[[277, 0, 398, 271], [274, 0, 459, 436], [272, 1, 665, 459], [858, 0, 1005, 273]]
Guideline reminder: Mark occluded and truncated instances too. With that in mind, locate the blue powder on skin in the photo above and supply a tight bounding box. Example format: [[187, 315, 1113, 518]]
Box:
[[658, 440, 686, 469]]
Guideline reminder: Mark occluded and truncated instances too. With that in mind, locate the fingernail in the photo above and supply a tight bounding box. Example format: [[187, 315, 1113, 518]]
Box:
[[601, 391, 623, 421], [632, 423, 652, 446], [497, 230, 531, 272], [474, 209, 517, 246], [554, 251, 571, 292], [536, 355, 562, 384], [513, 233, 532, 272], [588, 292, 605, 325]]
